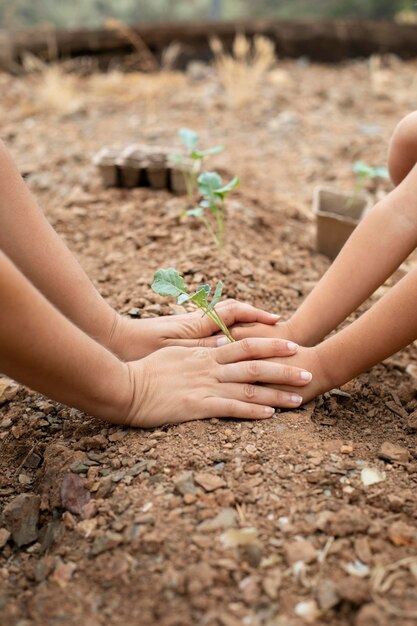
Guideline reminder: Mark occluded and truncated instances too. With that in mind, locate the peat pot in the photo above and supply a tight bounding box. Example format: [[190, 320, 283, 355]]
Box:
[[313, 187, 372, 260], [93, 147, 120, 187]]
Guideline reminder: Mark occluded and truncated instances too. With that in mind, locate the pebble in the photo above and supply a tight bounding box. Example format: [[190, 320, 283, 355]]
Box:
[[294, 599, 320, 623], [387, 520, 417, 547], [3, 493, 40, 547], [0, 528, 10, 549], [315, 507, 370, 536], [284, 537, 317, 564], [197, 507, 237, 532], [194, 471, 226, 492], [335, 577, 370, 605], [316, 579, 340, 610], [378, 441, 410, 464], [173, 471, 197, 496], [262, 567, 283, 600], [355, 604, 386, 626], [60, 473, 91, 515], [90, 531, 123, 555]]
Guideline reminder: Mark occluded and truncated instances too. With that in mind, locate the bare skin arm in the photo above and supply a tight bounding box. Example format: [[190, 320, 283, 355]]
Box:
[[268, 263, 417, 402], [0, 140, 281, 360]]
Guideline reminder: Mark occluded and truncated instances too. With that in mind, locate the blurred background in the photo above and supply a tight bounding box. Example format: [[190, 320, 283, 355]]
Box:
[[1, 0, 416, 30]]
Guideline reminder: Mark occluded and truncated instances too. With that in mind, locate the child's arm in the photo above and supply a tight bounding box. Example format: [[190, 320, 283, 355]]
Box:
[[268, 264, 417, 402], [233, 162, 417, 346], [0, 141, 279, 360], [0, 251, 312, 426]]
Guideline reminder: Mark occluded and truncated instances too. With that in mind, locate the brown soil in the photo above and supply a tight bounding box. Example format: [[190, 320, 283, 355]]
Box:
[[1, 55, 417, 626]]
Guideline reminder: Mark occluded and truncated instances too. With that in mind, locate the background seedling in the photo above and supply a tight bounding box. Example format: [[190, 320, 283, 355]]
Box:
[[352, 160, 389, 194], [151, 267, 234, 342], [187, 171, 239, 248], [169, 128, 223, 202]]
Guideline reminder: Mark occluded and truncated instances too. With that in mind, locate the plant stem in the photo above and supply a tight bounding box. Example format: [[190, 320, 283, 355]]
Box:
[[205, 308, 234, 342], [202, 216, 220, 249]]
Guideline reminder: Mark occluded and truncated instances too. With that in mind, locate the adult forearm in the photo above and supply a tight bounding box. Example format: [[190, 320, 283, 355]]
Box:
[[290, 165, 417, 346], [317, 265, 417, 389], [0, 141, 117, 348], [0, 252, 131, 422]]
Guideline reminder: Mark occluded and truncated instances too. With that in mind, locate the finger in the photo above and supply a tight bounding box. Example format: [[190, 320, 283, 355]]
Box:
[[215, 300, 280, 326], [218, 361, 312, 386], [217, 383, 304, 409], [230, 324, 278, 341], [215, 338, 300, 364], [203, 397, 277, 420], [171, 335, 298, 352]]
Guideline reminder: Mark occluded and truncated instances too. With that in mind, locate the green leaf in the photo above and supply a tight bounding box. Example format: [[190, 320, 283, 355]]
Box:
[[177, 293, 191, 305], [151, 268, 186, 298], [186, 207, 205, 217], [191, 145, 224, 159], [190, 284, 210, 308], [207, 281, 223, 312], [179, 128, 199, 153], [373, 166, 389, 179], [198, 171, 223, 199], [216, 176, 240, 197]]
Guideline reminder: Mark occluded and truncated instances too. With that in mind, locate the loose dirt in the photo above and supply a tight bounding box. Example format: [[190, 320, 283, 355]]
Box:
[[1, 55, 417, 626]]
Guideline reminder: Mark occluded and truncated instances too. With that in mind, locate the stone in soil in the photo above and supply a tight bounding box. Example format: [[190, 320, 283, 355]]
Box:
[[378, 441, 410, 464], [194, 471, 226, 492], [284, 537, 317, 564], [173, 470, 197, 496], [197, 507, 237, 532], [315, 506, 370, 536], [316, 579, 340, 610], [387, 520, 417, 546], [2, 493, 40, 547], [0, 528, 11, 549], [60, 472, 91, 515]]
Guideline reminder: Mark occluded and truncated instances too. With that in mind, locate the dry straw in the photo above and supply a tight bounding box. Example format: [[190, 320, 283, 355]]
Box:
[[210, 33, 277, 107]]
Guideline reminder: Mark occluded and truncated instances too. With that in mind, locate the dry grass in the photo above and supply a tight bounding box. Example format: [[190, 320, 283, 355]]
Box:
[[210, 33, 277, 107]]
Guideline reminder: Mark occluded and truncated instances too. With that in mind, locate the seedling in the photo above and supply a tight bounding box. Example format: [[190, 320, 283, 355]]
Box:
[[348, 160, 389, 207], [187, 171, 240, 248], [169, 128, 223, 201], [151, 267, 234, 343]]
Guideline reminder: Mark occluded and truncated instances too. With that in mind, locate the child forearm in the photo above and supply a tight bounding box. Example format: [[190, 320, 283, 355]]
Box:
[[0, 141, 118, 350], [290, 164, 417, 346], [316, 264, 417, 390], [0, 251, 131, 422]]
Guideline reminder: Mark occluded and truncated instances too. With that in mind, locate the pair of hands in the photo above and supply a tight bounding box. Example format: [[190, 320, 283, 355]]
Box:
[[106, 300, 326, 428]]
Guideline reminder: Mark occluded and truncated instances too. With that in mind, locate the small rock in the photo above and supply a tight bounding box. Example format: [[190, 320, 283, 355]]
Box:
[[0, 377, 20, 405], [173, 471, 197, 496], [294, 599, 320, 623], [91, 531, 123, 556], [0, 528, 10, 549], [355, 603, 386, 626], [378, 441, 410, 464], [197, 507, 237, 532], [360, 467, 386, 486], [50, 558, 77, 588], [335, 577, 371, 605], [60, 473, 91, 515], [387, 520, 417, 547], [340, 444, 354, 454], [284, 537, 317, 564], [239, 575, 261, 605], [22, 449, 42, 469], [316, 579, 340, 610], [3, 494, 40, 547], [262, 567, 282, 599], [315, 507, 370, 536], [186, 562, 215, 594], [194, 472, 226, 492], [76, 435, 107, 450], [240, 543, 263, 568], [407, 410, 417, 431]]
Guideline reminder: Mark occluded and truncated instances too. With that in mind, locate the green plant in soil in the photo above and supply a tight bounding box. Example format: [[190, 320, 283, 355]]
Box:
[[169, 128, 223, 202], [351, 160, 389, 198], [151, 267, 234, 343], [187, 171, 240, 249]]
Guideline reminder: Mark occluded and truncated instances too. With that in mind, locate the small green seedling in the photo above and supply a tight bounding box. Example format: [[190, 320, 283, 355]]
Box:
[[346, 161, 389, 209], [151, 267, 234, 343], [187, 171, 240, 248], [169, 128, 223, 201]]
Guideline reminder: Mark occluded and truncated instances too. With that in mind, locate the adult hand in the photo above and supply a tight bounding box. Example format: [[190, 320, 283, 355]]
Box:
[[109, 299, 285, 361], [122, 338, 313, 428]]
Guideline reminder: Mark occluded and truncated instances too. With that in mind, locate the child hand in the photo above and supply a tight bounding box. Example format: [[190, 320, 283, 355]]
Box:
[[228, 319, 297, 343], [108, 300, 282, 361], [120, 339, 313, 428], [266, 346, 332, 405]]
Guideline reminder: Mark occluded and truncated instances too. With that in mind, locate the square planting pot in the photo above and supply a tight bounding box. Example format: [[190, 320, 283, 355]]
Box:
[[147, 153, 168, 189], [117, 145, 149, 188], [92, 147, 120, 187], [313, 187, 372, 260]]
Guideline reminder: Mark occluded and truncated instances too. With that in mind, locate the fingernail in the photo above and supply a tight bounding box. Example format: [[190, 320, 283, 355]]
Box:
[[291, 394, 303, 406], [287, 341, 299, 351], [264, 406, 275, 416], [271, 314, 281, 319], [300, 370, 312, 382], [216, 336, 228, 347]]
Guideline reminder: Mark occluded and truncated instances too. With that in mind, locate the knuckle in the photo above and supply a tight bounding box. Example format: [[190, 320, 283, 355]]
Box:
[[243, 383, 256, 399], [195, 347, 212, 361], [247, 361, 260, 377], [240, 338, 253, 354], [224, 399, 238, 417]]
